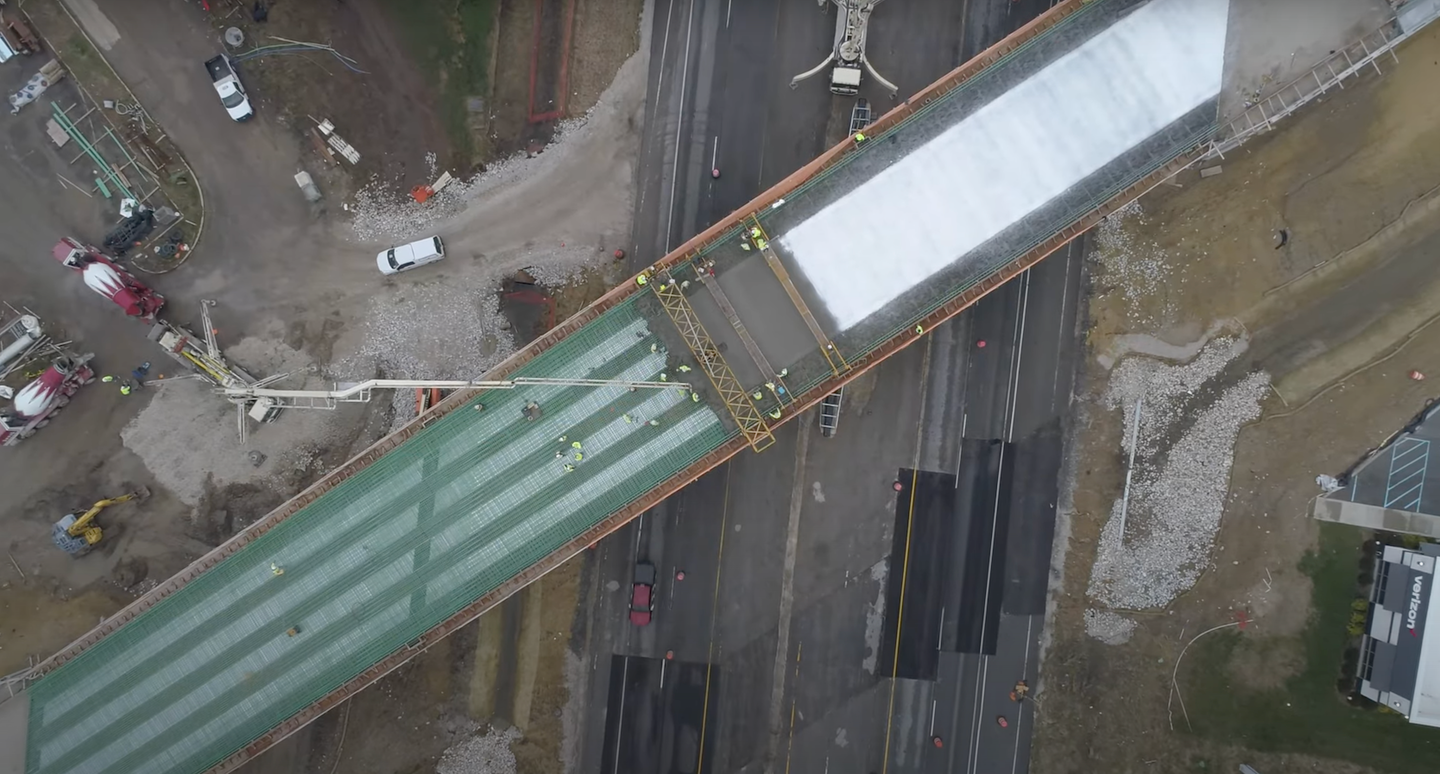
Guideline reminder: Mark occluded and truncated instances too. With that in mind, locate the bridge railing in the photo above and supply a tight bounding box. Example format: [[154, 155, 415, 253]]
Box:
[[1209, 4, 1440, 157]]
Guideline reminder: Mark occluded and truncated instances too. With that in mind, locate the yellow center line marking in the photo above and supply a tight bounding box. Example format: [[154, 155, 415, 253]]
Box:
[[881, 468, 922, 774], [695, 464, 732, 774], [882, 333, 934, 774], [784, 642, 803, 774]]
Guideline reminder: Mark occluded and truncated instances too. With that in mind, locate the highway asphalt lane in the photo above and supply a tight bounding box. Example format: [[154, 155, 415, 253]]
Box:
[[920, 238, 1085, 774], [587, 1, 1079, 773], [600, 655, 719, 774]]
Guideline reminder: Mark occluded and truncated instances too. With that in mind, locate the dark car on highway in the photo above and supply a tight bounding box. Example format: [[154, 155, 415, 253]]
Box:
[[630, 560, 657, 626]]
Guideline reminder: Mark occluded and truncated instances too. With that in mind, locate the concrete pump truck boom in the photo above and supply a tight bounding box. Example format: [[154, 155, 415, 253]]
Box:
[[790, 0, 897, 98]]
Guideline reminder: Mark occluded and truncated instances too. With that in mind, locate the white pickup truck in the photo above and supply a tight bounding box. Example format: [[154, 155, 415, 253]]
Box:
[[205, 55, 253, 122]]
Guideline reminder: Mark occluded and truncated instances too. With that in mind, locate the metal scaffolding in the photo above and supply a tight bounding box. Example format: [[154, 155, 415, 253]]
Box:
[[651, 277, 775, 452], [749, 217, 850, 376]]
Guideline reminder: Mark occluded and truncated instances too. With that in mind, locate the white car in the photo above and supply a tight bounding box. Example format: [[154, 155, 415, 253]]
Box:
[[377, 236, 445, 275], [205, 55, 254, 122]]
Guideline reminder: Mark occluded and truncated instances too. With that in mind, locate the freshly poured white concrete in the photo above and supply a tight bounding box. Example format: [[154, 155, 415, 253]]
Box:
[[780, 0, 1231, 330]]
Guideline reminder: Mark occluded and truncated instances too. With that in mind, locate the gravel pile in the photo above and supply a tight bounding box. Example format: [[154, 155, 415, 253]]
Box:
[[1084, 609, 1137, 645], [1087, 339, 1270, 609], [1106, 337, 1248, 459], [1094, 200, 1174, 326], [349, 105, 604, 245], [332, 279, 515, 380], [436, 725, 522, 774], [120, 337, 344, 506], [328, 278, 517, 430]]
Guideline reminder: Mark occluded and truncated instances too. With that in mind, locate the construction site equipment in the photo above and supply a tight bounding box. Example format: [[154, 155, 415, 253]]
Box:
[[818, 388, 843, 437], [51, 237, 165, 321], [0, 308, 46, 378], [9, 59, 63, 114], [16, 5, 1236, 770], [103, 210, 157, 257], [219, 376, 692, 411], [0, 350, 94, 446], [749, 217, 850, 376], [849, 98, 872, 134], [1, 11, 41, 57], [791, 1, 897, 97], [147, 300, 280, 433], [650, 278, 775, 452], [294, 170, 322, 203], [51, 487, 149, 556]]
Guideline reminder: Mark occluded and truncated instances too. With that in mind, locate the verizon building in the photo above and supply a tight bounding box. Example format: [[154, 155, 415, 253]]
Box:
[[1360, 543, 1440, 723]]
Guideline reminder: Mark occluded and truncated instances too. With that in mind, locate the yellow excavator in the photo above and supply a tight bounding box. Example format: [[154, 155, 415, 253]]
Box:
[[51, 487, 149, 556]]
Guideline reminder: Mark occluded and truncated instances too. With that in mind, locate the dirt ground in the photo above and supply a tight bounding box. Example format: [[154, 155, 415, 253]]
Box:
[[207, 0, 458, 200], [2, 0, 643, 771], [244, 0, 641, 770], [1035, 21, 1440, 774]]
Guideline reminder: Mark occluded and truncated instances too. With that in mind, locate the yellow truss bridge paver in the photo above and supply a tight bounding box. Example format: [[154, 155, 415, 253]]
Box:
[[695, 269, 794, 404], [748, 217, 850, 376], [652, 277, 776, 452]]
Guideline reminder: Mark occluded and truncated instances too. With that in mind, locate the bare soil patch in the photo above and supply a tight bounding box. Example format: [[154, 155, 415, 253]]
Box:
[[209, 0, 459, 200], [1036, 22, 1440, 774]]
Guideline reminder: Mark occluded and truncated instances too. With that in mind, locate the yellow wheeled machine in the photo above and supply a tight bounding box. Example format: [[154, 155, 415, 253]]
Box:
[[51, 487, 149, 556]]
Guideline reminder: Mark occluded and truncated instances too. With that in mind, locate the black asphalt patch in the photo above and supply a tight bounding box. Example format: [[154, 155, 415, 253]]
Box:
[[1004, 418, 1063, 615], [600, 655, 718, 774], [879, 469, 955, 680], [952, 439, 1012, 655]]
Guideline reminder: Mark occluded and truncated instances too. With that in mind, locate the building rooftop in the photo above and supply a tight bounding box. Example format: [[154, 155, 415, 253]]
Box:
[[1360, 543, 1440, 726]]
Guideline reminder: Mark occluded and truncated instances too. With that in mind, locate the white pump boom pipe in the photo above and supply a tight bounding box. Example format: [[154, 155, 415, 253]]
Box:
[[219, 376, 692, 402]]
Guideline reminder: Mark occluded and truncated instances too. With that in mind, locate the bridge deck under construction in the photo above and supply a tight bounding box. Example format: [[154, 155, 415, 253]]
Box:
[[11, 1, 1229, 772]]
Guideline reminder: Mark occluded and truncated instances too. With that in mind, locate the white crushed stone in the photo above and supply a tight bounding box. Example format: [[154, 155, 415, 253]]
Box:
[[328, 279, 517, 430], [436, 725, 522, 774], [120, 336, 343, 506], [1087, 338, 1270, 610], [349, 106, 604, 245], [1084, 609, 1137, 645], [1094, 200, 1175, 326]]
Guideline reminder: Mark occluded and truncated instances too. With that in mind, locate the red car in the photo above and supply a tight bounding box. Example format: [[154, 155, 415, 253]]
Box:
[[630, 561, 657, 626]]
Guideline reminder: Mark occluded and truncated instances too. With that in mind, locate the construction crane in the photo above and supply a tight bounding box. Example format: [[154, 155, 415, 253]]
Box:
[[52, 487, 149, 557], [791, 0, 897, 98], [218, 376, 694, 411]]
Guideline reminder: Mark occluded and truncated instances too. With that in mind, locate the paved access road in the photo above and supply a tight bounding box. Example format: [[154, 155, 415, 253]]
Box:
[[589, 1, 1075, 773]]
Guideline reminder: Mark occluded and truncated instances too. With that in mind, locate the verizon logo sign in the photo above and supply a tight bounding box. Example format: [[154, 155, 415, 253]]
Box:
[[1409, 574, 1425, 636]]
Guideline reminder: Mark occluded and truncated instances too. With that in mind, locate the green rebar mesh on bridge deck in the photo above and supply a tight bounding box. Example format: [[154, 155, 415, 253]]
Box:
[[24, 297, 728, 774]]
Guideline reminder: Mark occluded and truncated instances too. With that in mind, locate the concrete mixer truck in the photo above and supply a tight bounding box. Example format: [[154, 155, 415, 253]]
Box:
[[0, 351, 95, 446], [51, 237, 165, 321]]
